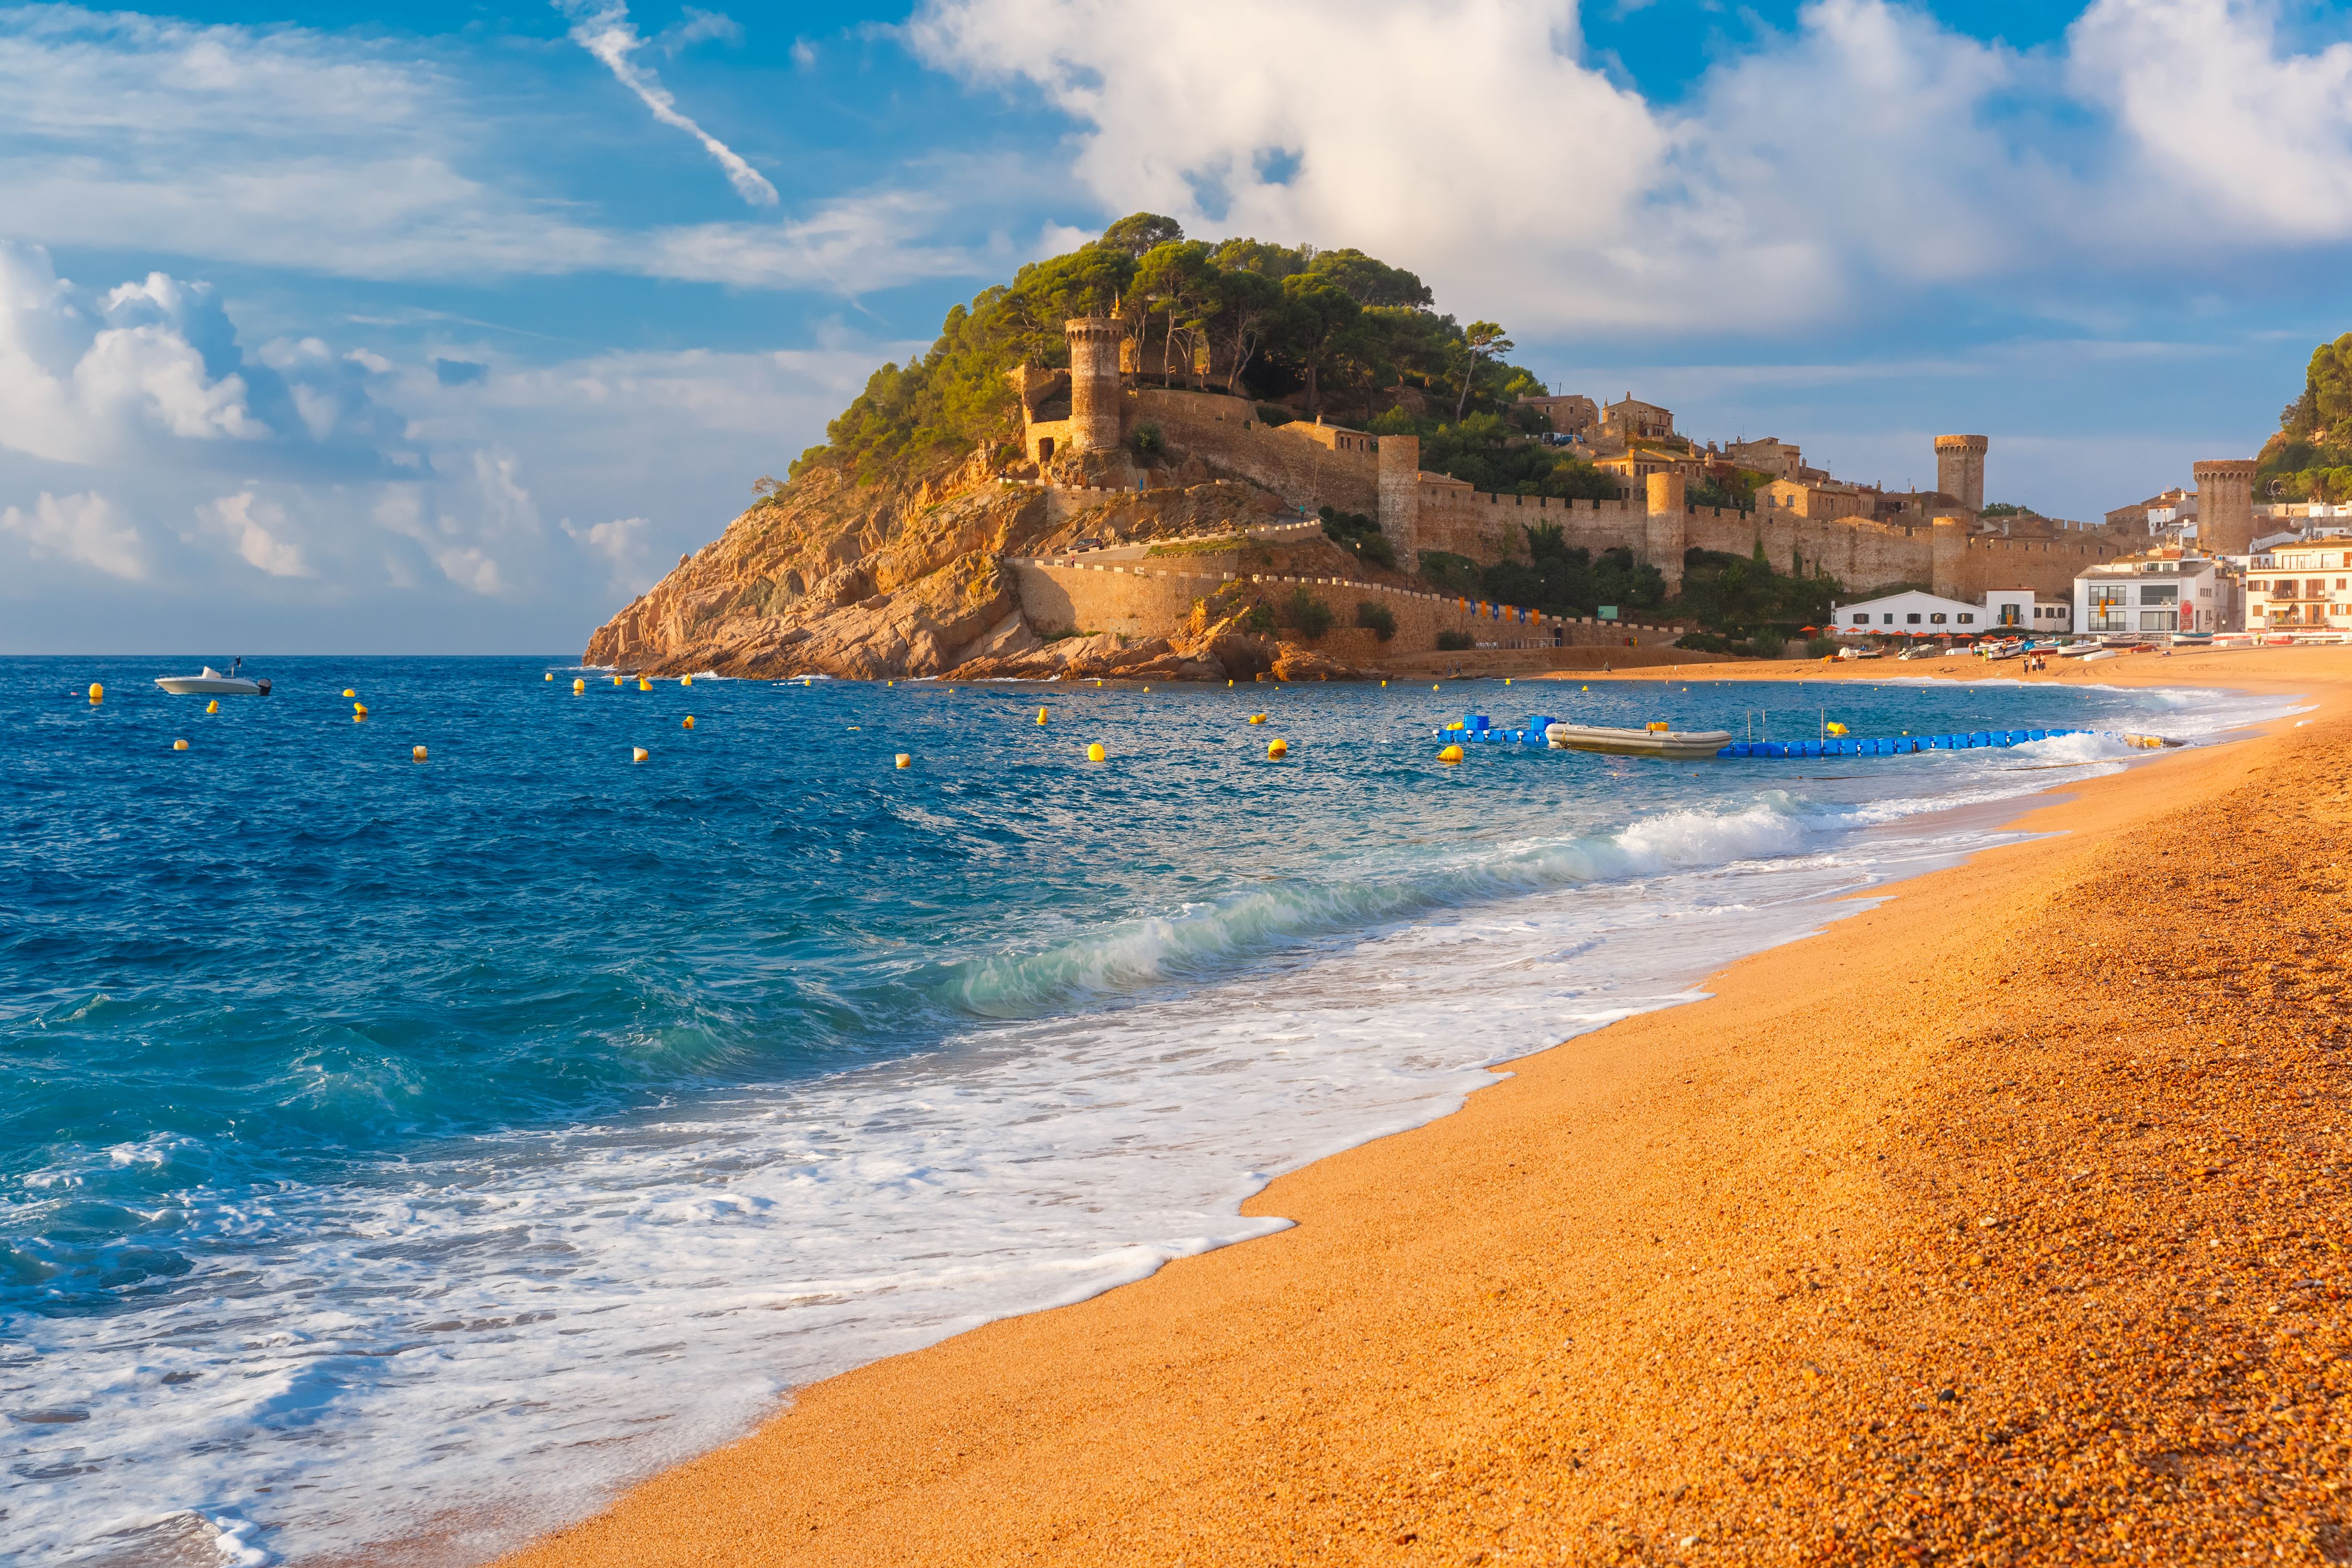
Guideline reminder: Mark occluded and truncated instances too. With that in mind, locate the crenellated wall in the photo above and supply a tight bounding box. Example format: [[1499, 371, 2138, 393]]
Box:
[[1008, 559, 1683, 655]]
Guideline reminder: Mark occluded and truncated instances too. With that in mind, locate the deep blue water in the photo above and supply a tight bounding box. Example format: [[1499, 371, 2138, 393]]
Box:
[[0, 656, 2270, 1564]]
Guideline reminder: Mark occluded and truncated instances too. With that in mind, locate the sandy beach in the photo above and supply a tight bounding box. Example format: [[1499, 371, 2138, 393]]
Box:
[[492, 649, 2350, 1567]]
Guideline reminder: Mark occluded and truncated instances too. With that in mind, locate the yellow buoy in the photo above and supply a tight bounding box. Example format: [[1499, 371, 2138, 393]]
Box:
[[343, 688, 355, 698], [1439, 744, 1465, 763], [1380, 680, 1387, 687], [1036, 706, 1049, 725], [1505, 678, 1512, 686], [683, 716, 695, 730], [1247, 713, 1267, 724], [613, 675, 624, 686], [632, 747, 649, 763], [87, 682, 103, 702], [1266, 738, 1288, 758], [573, 678, 586, 694], [1086, 742, 1106, 762], [412, 745, 428, 763], [205, 699, 219, 714], [1227, 679, 1233, 687], [681, 675, 693, 687], [172, 738, 188, 751], [545, 672, 553, 682], [895, 753, 911, 769], [1432, 684, 1440, 691], [638, 678, 651, 692], [1143, 686, 1150, 692]]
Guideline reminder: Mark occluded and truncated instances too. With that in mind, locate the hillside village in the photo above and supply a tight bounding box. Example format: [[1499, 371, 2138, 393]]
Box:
[[585, 216, 2343, 680]]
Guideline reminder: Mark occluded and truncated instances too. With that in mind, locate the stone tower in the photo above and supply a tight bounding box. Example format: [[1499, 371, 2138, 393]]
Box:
[[1377, 434, 1421, 559], [2194, 459, 2257, 557], [1064, 317, 1124, 453], [1934, 434, 1989, 514], [1644, 471, 1686, 594]]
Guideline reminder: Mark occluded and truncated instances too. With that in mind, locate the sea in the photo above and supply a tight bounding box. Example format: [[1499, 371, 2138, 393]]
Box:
[[0, 657, 2300, 1565]]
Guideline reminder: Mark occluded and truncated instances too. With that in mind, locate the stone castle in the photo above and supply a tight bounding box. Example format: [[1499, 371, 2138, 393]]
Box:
[[1005, 316, 2253, 606]]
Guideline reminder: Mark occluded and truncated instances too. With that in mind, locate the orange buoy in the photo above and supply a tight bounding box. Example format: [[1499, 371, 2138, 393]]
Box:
[[631, 746, 649, 763], [172, 738, 188, 751], [895, 753, 911, 769], [412, 745, 428, 763], [1266, 738, 1288, 758], [683, 716, 695, 730]]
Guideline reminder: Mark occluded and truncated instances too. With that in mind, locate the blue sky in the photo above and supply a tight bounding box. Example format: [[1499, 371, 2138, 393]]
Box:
[[5, 0, 2351, 653]]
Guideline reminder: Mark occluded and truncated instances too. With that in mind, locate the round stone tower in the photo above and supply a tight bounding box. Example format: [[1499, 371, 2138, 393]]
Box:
[[1064, 317, 1124, 453], [2193, 458, 2257, 557], [1933, 434, 1989, 514]]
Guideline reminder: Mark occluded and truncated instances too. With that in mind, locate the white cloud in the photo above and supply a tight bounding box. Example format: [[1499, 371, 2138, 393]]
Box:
[[0, 6, 988, 293], [199, 490, 312, 577], [2068, 0, 2352, 238], [910, 0, 2352, 332], [564, 512, 655, 594], [0, 245, 265, 463], [0, 489, 146, 578], [558, 0, 780, 206]]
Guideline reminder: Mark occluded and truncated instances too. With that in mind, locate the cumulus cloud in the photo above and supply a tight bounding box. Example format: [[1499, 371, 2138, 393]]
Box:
[[0, 245, 267, 463], [2068, 0, 2352, 237], [558, 0, 779, 206], [199, 490, 312, 578], [909, 0, 2352, 331], [0, 490, 146, 578]]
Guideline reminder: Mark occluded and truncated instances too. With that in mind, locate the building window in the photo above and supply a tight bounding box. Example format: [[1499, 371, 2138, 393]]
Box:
[[1906, 613, 1921, 624], [2141, 584, 2177, 605], [1929, 613, 1946, 624], [2140, 610, 2177, 631], [1958, 613, 1974, 624]]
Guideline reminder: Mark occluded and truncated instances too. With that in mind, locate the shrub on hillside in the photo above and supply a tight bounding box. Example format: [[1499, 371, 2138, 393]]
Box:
[[1278, 589, 1334, 640], [1436, 630, 1473, 652], [1355, 601, 1396, 641], [1319, 505, 1394, 568]]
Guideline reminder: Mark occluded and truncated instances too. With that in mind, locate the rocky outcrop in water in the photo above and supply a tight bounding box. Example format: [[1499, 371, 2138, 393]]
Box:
[[583, 447, 1382, 682]]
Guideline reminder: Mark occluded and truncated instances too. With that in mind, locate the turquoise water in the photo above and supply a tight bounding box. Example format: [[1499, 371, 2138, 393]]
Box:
[[0, 658, 2283, 1564]]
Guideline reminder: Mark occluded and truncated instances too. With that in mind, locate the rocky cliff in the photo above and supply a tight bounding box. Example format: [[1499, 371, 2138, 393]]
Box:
[[581, 448, 1380, 682]]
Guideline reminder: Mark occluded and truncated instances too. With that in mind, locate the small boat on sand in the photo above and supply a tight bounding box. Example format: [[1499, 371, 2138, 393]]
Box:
[[156, 659, 270, 696], [1546, 722, 1735, 760]]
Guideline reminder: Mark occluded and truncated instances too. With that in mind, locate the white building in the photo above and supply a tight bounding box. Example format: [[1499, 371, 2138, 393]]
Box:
[[2074, 552, 2226, 636], [2246, 539, 2352, 631], [1832, 587, 2068, 635]]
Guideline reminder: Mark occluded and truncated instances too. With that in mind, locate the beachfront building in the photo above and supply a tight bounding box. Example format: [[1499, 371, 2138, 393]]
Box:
[[1832, 587, 2062, 635], [2072, 552, 2226, 635], [2245, 539, 2352, 631]]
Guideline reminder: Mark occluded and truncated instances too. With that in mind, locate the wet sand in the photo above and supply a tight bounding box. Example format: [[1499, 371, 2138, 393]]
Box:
[[493, 650, 2350, 1566]]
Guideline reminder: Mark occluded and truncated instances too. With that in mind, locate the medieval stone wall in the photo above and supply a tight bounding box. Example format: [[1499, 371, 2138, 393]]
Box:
[[1008, 559, 1682, 656], [1128, 388, 1383, 517]]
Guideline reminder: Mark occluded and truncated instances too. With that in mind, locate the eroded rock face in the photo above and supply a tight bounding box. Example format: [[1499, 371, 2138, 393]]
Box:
[[583, 454, 1055, 679], [580, 453, 1383, 683]]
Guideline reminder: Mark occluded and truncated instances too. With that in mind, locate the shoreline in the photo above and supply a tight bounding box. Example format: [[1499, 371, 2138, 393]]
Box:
[[488, 652, 2348, 1566]]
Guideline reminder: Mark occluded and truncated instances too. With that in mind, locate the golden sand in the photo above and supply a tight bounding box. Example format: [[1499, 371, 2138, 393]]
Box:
[[494, 649, 2351, 1566]]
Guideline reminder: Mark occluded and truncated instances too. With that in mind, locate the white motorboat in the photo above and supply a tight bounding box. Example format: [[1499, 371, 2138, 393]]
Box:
[[1546, 722, 1733, 760], [1836, 645, 1884, 660], [156, 660, 270, 696]]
